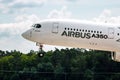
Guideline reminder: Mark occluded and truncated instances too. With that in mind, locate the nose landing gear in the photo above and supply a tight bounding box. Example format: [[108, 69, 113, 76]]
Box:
[[36, 43, 45, 57]]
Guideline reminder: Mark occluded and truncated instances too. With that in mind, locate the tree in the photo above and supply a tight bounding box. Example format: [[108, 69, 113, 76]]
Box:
[[111, 74, 120, 80], [84, 69, 94, 80], [10, 73, 20, 80], [54, 64, 64, 80], [51, 49, 62, 67], [0, 50, 5, 57], [0, 49, 120, 80]]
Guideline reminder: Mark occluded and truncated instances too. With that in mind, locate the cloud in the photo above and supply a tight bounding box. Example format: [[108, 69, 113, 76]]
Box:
[[1, 0, 46, 6], [0, 0, 46, 14], [47, 6, 72, 19], [0, 3, 10, 13], [0, 0, 14, 3], [0, 14, 41, 52], [0, 22, 29, 39], [0, 14, 41, 39], [0, 34, 38, 53], [15, 14, 40, 22], [9, 0, 45, 8], [93, 9, 120, 24], [0, 0, 80, 14]]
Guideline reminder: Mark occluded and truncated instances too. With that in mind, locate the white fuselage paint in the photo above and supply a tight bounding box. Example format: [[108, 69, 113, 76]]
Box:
[[22, 19, 120, 61]]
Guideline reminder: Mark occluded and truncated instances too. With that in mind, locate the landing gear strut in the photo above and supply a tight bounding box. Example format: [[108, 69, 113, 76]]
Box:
[[36, 43, 45, 57], [111, 52, 116, 61]]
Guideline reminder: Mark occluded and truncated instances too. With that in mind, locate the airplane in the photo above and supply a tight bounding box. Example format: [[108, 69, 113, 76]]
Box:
[[22, 19, 120, 62]]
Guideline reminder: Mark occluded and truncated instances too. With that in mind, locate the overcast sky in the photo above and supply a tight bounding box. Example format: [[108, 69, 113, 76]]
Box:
[[0, 0, 120, 53]]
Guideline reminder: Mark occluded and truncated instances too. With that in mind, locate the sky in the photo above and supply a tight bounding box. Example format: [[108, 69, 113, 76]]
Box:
[[0, 0, 120, 53]]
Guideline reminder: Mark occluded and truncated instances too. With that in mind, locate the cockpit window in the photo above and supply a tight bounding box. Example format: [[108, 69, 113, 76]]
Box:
[[32, 24, 41, 28]]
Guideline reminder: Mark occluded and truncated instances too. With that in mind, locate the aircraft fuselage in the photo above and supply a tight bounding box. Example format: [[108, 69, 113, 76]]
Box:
[[22, 19, 120, 61]]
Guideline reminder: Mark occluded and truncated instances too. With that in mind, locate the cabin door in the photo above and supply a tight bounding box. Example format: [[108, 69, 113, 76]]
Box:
[[52, 22, 59, 34], [108, 28, 114, 39]]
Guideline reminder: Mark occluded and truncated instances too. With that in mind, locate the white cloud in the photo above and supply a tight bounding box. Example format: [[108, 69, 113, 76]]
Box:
[[19, 7, 29, 13], [9, 0, 46, 7], [93, 9, 120, 24], [101, 9, 111, 17], [47, 6, 72, 19], [0, 3, 4, 8], [0, 14, 41, 52], [10, 0, 45, 4], [0, 34, 38, 53], [0, 0, 79, 14], [15, 14, 40, 22], [0, 22, 30, 39], [0, 3, 10, 13], [0, 22, 30, 52], [0, 14, 41, 38], [0, 0, 46, 14]]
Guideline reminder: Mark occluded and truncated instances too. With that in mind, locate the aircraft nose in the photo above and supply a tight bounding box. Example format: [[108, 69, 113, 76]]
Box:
[[22, 31, 30, 40]]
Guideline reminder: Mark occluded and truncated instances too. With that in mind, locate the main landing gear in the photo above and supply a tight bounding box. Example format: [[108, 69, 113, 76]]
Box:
[[36, 43, 45, 57], [111, 52, 116, 61]]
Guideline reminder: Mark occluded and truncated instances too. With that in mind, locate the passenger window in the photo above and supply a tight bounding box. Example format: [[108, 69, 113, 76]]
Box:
[[117, 33, 120, 36], [88, 30, 90, 32]]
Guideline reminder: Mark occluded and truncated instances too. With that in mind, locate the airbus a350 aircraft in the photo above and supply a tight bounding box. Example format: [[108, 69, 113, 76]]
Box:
[[22, 19, 120, 62]]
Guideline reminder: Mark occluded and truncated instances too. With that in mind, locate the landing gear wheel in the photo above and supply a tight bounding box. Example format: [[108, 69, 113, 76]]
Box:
[[38, 52, 44, 57], [36, 43, 45, 57]]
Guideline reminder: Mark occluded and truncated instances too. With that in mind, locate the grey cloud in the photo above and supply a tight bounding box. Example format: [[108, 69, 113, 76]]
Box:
[[0, 32, 10, 38], [66, 0, 77, 2], [0, 0, 45, 14], [1, 0, 14, 3], [10, 3, 43, 8], [9, 0, 45, 8]]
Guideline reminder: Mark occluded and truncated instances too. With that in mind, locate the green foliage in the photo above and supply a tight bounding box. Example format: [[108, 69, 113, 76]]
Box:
[[10, 73, 20, 80], [0, 49, 120, 80], [84, 69, 94, 80]]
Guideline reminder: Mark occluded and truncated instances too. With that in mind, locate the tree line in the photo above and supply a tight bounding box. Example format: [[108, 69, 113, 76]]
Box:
[[0, 48, 120, 80]]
